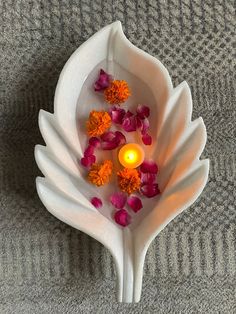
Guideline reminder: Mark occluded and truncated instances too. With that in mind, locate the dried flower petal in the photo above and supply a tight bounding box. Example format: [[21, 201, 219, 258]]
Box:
[[122, 114, 138, 132], [101, 131, 126, 150], [109, 106, 126, 124], [140, 183, 160, 198], [89, 137, 100, 148], [110, 192, 127, 209], [91, 197, 103, 209], [104, 80, 131, 104], [136, 104, 150, 119], [140, 117, 150, 135], [142, 133, 152, 145], [140, 160, 158, 174], [114, 209, 131, 227], [84, 145, 95, 157], [81, 155, 96, 168], [115, 131, 126, 145], [127, 196, 143, 212], [140, 172, 156, 184], [94, 69, 112, 92]]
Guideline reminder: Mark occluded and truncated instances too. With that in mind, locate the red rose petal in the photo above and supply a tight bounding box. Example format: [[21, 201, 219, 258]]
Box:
[[94, 69, 112, 92], [122, 114, 138, 132], [114, 209, 131, 227], [142, 133, 152, 145], [101, 131, 126, 150], [115, 131, 126, 145], [127, 196, 143, 213], [140, 160, 158, 174], [140, 183, 160, 198], [91, 197, 103, 209], [110, 192, 127, 209], [140, 172, 156, 184], [84, 145, 95, 157], [100, 131, 116, 142], [136, 104, 150, 119], [109, 106, 126, 124], [80, 155, 96, 168], [89, 137, 100, 148], [141, 117, 150, 134]]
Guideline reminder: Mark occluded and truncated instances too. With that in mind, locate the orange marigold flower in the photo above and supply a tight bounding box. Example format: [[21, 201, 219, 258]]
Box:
[[117, 168, 141, 194], [86, 110, 111, 137], [104, 80, 131, 104], [88, 160, 113, 186]]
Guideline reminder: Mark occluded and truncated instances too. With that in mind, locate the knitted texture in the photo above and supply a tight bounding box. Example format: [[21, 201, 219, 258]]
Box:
[[0, 0, 235, 313]]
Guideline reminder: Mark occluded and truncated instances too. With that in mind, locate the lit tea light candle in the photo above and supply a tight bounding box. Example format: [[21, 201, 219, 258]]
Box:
[[118, 143, 144, 169]]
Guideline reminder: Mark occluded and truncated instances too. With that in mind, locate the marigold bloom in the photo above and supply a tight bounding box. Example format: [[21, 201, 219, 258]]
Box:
[[86, 110, 111, 137], [88, 160, 113, 186], [104, 80, 131, 104], [117, 168, 141, 194]]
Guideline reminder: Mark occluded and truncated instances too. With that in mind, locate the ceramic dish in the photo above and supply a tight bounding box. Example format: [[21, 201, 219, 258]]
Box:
[[35, 21, 209, 303]]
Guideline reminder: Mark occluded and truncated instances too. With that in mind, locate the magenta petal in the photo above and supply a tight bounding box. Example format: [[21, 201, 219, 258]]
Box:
[[81, 155, 96, 168], [101, 141, 119, 150], [136, 104, 150, 119], [135, 115, 142, 128], [110, 192, 127, 209], [124, 110, 133, 118], [114, 209, 131, 227], [91, 197, 103, 209], [89, 137, 100, 148], [142, 133, 152, 145], [84, 145, 95, 157], [101, 131, 126, 150], [94, 69, 112, 92], [122, 115, 138, 132], [115, 131, 126, 145], [140, 172, 156, 184], [140, 160, 158, 174], [140, 184, 160, 198], [127, 196, 143, 213], [109, 106, 126, 124], [141, 117, 150, 134], [101, 131, 116, 142]]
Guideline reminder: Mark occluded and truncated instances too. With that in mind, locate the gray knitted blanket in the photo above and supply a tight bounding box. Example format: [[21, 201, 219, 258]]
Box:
[[1, 1, 235, 313]]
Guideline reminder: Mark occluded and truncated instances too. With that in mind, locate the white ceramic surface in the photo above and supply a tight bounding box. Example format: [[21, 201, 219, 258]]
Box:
[[35, 21, 209, 303]]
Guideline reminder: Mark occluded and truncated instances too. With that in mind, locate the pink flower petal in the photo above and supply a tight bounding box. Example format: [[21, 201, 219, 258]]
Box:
[[140, 172, 156, 184], [124, 110, 133, 118], [122, 114, 138, 132], [141, 117, 150, 134], [115, 131, 126, 145], [84, 145, 95, 157], [142, 133, 152, 145], [91, 197, 103, 209], [140, 183, 160, 198], [89, 137, 100, 148], [94, 69, 112, 92], [114, 209, 131, 227], [101, 131, 126, 150], [100, 131, 116, 142], [136, 104, 150, 119], [80, 155, 96, 168], [127, 196, 143, 213], [109, 106, 126, 124], [110, 192, 127, 209], [135, 115, 142, 128], [140, 160, 158, 174]]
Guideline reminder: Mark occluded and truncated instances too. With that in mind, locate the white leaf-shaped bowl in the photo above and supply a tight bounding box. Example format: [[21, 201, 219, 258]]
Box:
[[35, 21, 209, 303]]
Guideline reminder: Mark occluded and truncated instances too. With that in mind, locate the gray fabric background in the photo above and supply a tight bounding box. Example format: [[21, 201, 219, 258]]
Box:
[[0, 1, 235, 313]]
